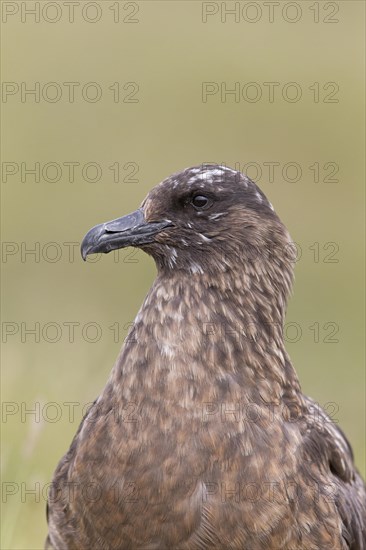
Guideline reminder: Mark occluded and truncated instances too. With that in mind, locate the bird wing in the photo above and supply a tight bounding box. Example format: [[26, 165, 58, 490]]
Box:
[[45, 399, 99, 549], [303, 396, 366, 550]]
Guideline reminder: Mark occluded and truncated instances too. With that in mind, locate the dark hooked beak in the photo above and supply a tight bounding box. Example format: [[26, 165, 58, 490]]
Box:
[[81, 208, 173, 260]]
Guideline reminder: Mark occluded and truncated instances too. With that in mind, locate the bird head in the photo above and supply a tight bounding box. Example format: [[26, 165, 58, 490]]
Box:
[[81, 164, 295, 302]]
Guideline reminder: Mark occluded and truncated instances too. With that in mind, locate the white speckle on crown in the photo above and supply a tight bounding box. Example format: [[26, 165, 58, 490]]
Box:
[[255, 191, 263, 203]]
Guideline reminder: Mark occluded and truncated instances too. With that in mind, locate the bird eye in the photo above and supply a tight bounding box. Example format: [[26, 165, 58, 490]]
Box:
[[191, 195, 211, 210]]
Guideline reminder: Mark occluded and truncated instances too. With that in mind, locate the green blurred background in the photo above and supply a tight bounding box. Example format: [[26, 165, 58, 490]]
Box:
[[1, 1, 365, 548]]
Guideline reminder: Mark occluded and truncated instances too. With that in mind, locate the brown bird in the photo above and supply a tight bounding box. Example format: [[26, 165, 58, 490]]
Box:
[[46, 164, 366, 549]]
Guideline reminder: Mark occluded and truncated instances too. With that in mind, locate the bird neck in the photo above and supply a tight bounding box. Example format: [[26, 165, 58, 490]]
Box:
[[112, 268, 302, 408]]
